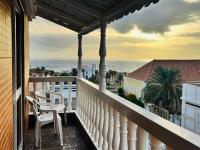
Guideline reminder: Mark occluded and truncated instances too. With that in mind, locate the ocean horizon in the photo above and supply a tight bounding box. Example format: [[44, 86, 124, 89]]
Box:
[[30, 59, 147, 73]]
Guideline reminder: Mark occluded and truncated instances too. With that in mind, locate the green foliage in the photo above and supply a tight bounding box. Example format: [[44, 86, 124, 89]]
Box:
[[118, 87, 124, 97], [117, 88, 144, 108], [71, 68, 78, 76], [143, 66, 182, 114], [60, 72, 70, 76], [88, 74, 99, 84]]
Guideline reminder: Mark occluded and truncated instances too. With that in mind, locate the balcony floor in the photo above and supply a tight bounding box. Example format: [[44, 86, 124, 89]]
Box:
[[25, 125, 89, 150]]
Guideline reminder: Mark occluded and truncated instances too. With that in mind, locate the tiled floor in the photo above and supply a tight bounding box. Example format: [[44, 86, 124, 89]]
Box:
[[25, 125, 89, 150]]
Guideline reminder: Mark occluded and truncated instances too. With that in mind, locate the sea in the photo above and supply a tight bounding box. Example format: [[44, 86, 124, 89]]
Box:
[[30, 59, 147, 73]]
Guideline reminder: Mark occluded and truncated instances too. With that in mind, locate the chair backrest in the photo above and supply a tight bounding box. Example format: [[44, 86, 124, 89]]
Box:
[[35, 91, 49, 103], [25, 96, 40, 120]]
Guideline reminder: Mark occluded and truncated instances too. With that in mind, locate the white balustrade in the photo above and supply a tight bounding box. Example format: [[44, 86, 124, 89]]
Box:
[[67, 82, 72, 111], [94, 97, 100, 143], [98, 100, 104, 148], [128, 121, 137, 150], [150, 136, 163, 150], [102, 102, 109, 150], [119, 115, 128, 150], [137, 127, 149, 150], [92, 94, 97, 138], [107, 106, 114, 150], [113, 110, 120, 150]]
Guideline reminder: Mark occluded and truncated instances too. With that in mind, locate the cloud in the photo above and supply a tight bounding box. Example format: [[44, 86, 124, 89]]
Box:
[[181, 32, 200, 37], [30, 34, 77, 51], [111, 0, 200, 33]]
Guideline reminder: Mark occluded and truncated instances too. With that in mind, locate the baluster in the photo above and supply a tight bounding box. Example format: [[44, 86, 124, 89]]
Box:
[[94, 96, 100, 143], [76, 82, 80, 114], [137, 127, 149, 150], [119, 115, 128, 150], [67, 82, 72, 111], [107, 106, 114, 150], [89, 93, 94, 135], [86, 90, 91, 130], [150, 136, 163, 150], [42, 82, 45, 91], [102, 102, 109, 150], [112, 110, 120, 150], [92, 94, 97, 139], [98, 100, 104, 148], [51, 82, 55, 103], [33, 82, 37, 99], [128, 121, 137, 150], [82, 89, 86, 123]]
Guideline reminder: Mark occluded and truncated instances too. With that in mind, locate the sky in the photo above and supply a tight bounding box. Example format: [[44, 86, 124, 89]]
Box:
[[29, 0, 200, 62]]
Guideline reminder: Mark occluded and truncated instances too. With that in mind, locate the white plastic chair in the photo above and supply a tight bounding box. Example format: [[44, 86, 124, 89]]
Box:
[[26, 96, 63, 147], [35, 90, 67, 125]]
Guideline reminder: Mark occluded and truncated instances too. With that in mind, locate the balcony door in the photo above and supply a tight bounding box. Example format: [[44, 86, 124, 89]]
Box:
[[12, 0, 24, 149]]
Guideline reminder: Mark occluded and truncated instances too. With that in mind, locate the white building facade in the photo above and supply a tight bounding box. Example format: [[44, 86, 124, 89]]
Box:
[[181, 83, 200, 134], [83, 64, 96, 79], [123, 76, 146, 98]]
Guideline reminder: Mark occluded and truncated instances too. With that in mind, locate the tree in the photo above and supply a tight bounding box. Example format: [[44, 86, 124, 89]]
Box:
[[143, 67, 182, 114], [106, 72, 111, 82], [117, 73, 123, 85], [71, 68, 78, 76]]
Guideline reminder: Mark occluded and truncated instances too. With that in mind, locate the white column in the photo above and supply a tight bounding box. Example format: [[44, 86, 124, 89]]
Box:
[[128, 121, 137, 150], [119, 115, 128, 150], [150, 136, 163, 150], [137, 127, 149, 150], [98, 100, 104, 148], [67, 82, 72, 111], [112, 110, 120, 150], [107, 106, 114, 150], [77, 34, 83, 78], [99, 20, 107, 92], [102, 103, 109, 150]]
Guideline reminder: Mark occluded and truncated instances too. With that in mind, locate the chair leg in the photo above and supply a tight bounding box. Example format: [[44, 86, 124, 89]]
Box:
[[57, 115, 63, 146], [35, 121, 41, 147], [64, 107, 67, 125]]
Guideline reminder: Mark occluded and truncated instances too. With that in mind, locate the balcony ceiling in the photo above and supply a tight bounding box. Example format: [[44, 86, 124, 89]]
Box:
[[26, 0, 159, 35]]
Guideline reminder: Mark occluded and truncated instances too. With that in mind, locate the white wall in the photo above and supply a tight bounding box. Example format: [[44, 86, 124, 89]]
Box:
[[181, 83, 200, 134], [123, 76, 146, 98]]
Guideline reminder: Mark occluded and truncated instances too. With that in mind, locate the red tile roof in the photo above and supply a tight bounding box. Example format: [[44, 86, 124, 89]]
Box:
[[126, 60, 200, 82]]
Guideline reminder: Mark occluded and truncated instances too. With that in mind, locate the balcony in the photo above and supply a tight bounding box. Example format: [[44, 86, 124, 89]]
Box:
[[26, 76, 200, 150]]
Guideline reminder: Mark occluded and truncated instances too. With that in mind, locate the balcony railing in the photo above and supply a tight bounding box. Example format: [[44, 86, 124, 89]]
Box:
[[29, 76, 200, 150]]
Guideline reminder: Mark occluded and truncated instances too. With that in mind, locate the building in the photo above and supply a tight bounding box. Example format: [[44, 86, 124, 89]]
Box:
[[1, 0, 200, 150], [83, 64, 96, 79], [124, 60, 200, 98], [181, 83, 200, 135]]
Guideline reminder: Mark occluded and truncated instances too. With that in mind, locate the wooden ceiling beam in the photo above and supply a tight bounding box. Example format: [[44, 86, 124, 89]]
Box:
[[57, 0, 102, 18], [104, 0, 146, 20], [37, 2, 88, 26]]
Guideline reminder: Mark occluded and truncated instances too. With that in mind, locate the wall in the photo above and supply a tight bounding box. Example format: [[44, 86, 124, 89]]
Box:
[[123, 76, 146, 98], [0, 0, 13, 149], [23, 15, 30, 144]]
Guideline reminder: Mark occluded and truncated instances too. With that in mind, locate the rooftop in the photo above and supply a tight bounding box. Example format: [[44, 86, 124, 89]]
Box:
[[126, 60, 200, 82]]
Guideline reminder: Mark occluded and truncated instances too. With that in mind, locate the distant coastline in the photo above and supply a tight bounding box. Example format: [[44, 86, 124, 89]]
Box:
[[30, 59, 146, 73]]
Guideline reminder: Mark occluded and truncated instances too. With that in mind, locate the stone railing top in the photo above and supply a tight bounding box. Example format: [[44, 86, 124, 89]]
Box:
[[29, 76, 76, 82]]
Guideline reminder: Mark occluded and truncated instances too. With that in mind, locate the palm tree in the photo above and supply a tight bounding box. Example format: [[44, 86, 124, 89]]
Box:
[[143, 66, 182, 114]]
